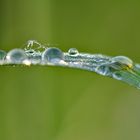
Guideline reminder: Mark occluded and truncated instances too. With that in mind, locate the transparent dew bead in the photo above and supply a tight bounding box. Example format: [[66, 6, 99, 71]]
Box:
[[95, 65, 111, 76], [68, 48, 79, 55], [111, 56, 133, 70], [112, 72, 122, 80], [30, 54, 42, 64], [42, 47, 64, 64], [137, 84, 140, 89], [133, 64, 140, 75], [0, 50, 6, 60], [6, 49, 28, 64]]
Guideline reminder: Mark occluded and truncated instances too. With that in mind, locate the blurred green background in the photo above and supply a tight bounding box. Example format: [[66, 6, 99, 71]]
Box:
[[0, 0, 140, 140]]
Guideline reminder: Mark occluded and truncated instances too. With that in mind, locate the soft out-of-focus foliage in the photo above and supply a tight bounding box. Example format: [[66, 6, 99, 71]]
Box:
[[0, 0, 52, 49], [0, 0, 140, 140]]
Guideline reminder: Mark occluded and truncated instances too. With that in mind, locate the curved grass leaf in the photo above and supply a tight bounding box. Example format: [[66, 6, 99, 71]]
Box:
[[0, 40, 140, 89]]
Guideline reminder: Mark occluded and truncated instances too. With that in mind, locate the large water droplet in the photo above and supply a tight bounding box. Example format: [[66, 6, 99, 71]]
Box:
[[6, 49, 28, 64], [111, 56, 133, 70], [68, 48, 79, 55], [42, 47, 64, 64], [0, 50, 6, 60]]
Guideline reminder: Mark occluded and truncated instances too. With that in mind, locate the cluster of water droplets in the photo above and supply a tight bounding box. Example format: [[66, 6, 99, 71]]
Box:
[[0, 41, 82, 67], [0, 40, 140, 89], [0, 40, 67, 66]]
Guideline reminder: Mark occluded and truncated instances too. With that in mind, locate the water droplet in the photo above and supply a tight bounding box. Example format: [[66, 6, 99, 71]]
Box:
[[112, 72, 122, 80], [42, 47, 64, 64], [0, 50, 6, 60], [135, 64, 140, 68], [6, 49, 28, 64], [137, 84, 140, 89], [68, 48, 79, 55], [22, 59, 31, 66], [111, 56, 133, 69], [133, 64, 140, 75], [29, 54, 41, 64], [95, 65, 111, 76]]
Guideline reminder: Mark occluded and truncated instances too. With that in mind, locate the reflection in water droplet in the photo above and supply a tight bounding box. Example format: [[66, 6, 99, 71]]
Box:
[[68, 48, 79, 55], [42, 47, 64, 64], [135, 64, 140, 68], [112, 72, 122, 80], [95, 65, 111, 76], [0, 50, 6, 60], [137, 84, 140, 89], [133, 64, 140, 75], [111, 56, 133, 69], [23, 59, 31, 66], [6, 49, 28, 64], [30, 54, 41, 64]]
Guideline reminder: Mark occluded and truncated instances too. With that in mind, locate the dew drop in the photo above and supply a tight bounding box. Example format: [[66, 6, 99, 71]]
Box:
[[111, 56, 133, 69], [42, 47, 64, 64], [112, 72, 122, 80], [133, 64, 140, 75], [22, 59, 31, 66], [137, 84, 140, 89], [29, 54, 41, 64], [68, 48, 79, 55], [6, 49, 28, 64], [135, 64, 140, 68], [95, 65, 111, 76], [0, 50, 6, 60]]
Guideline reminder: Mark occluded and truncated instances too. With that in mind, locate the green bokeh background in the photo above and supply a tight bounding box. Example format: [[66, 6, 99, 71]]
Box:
[[0, 0, 140, 140]]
